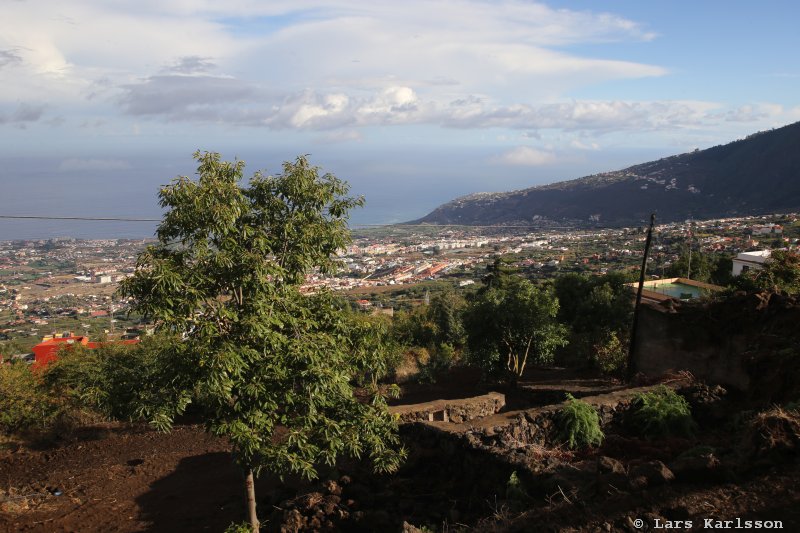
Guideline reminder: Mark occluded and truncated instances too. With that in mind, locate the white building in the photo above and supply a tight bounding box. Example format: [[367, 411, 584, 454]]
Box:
[[732, 250, 771, 276]]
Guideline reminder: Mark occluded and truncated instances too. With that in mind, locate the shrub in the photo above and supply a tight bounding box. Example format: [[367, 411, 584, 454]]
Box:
[[0, 361, 61, 434], [224, 522, 252, 533], [417, 343, 457, 384], [592, 331, 627, 375], [41, 335, 187, 427], [505, 470, 529, 501], [557, 393, 604, 449], [630, 386, 696, 438]]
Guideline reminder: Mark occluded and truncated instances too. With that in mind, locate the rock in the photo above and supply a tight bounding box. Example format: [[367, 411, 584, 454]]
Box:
[[596, 456, 629, 493], [629, 460, 675, 489], [402, 522, 427, 533], [597, 456, 625, 475], [549, 460, 597, 496], [323, 479, 342, 496], [280, 509, 304, 533], [297, 492, 325, 512], [669, 453, 720, 480], [338, 475, 352, 486]]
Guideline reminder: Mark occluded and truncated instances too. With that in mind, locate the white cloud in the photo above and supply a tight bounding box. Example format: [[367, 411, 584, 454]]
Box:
[[0, 1, 664, 122], [570, 139, 600, 151], [0, 0, 796, 147], [495, 146, 556, 166]]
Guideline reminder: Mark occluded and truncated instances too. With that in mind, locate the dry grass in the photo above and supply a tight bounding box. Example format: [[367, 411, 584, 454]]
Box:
[[744, 406, 800, 458]]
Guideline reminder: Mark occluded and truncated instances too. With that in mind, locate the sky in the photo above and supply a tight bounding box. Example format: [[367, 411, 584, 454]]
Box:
[[1, 0, 800, 239]]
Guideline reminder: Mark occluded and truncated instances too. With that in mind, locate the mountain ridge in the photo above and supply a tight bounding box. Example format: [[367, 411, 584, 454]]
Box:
[[413, 122, 800, 227]]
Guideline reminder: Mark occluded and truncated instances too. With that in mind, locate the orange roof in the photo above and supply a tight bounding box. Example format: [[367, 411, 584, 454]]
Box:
[[32, 335, 139, 367]]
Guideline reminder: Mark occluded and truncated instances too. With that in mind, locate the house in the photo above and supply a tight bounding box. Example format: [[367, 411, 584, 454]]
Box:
[[32, 332, 139, 366], [732, 250, 771, 276]]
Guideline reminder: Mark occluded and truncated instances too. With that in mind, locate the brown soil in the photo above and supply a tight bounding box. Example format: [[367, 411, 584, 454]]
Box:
[[3, 369, 800, 532], [486, 461, 800, 532], [0, 425, 241, 533]]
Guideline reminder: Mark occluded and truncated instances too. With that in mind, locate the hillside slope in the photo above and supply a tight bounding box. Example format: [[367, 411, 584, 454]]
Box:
[[415, 121, 800, 226]]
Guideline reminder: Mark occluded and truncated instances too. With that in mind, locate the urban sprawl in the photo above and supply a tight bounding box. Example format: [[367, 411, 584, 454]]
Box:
[[1, 214, 797, 355]]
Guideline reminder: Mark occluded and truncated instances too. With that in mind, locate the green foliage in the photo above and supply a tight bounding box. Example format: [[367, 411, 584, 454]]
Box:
[[40, 336, 190, 427], [677, 445, 716, 459], [416, 342, 458, 384], [465, 277, 563, 380], [736, 249, 800, 295], [426, 289, 467, 347], [555, 272, 634, 335], [630, 386, 696, 438], [118, 152, 406, 530], [556, 393, 604, 449], [554, 272, 634, 369], [465, 276, 567, 381], [391, 288, 466, 350], [505, 470, 529, 501], [345, 311, 404, 388], [666, 249, 733, 286], [224, 523, 253, 533], [592, 331, 627, 376], [0, 362, 60, 434]]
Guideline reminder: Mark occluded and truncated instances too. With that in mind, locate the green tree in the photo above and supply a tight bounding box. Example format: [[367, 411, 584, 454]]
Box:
[[553, 272, 633, 372], [481, 257, 517, 291], [390, 288, 465, 349], [737, 249, 800, 294], [119, 152, 405, 532], [667, 248, 714, 282], [464, 277, 567, 382], [426, 288, 466, 348], [667, 249, 732, 285]]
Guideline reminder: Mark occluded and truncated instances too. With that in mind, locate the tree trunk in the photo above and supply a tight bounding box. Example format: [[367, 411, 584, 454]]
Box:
[[245, 468, 259, 533], [517, 336, 533, 380]]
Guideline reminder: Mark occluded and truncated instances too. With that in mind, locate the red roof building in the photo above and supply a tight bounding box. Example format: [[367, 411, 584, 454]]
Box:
[[32, 333, 139, 367]]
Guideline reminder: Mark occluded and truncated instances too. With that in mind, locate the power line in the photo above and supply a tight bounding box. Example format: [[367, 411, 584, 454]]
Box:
[[0, 214, 586, 230], [0, 215, 160, 222]]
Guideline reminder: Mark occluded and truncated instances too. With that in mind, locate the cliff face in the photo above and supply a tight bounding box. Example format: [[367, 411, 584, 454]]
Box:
[[416, 121, 800, 226]]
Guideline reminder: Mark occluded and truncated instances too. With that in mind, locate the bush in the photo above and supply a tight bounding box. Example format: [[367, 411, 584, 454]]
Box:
[[630, 386, 696, 438], [0, 361, 60, 434], [557, 393, 604, 449], [224, 522, 252, 533], [592, 331, 627, 375], [416, 343, 458, 384], [505, 470, 529, 501], [41, 335, 190, 428]]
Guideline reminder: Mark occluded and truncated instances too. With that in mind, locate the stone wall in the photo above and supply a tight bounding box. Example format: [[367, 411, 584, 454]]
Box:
[[633, 291, 800, 391], [389, 392, 505, 423], [395, 381, 690, 499]]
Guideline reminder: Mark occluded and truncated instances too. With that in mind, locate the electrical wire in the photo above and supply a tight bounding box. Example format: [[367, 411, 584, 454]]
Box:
[[0, 214, 595, 231]]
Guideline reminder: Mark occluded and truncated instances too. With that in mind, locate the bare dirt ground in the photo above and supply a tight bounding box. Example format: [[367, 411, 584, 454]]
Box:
[[2, 369, 800, 532], [1, 425, 240, 532]]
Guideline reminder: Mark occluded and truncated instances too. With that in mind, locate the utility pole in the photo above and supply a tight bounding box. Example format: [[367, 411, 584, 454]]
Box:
[[685, 219, 695, 280], [627, 213, 656, 381]]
